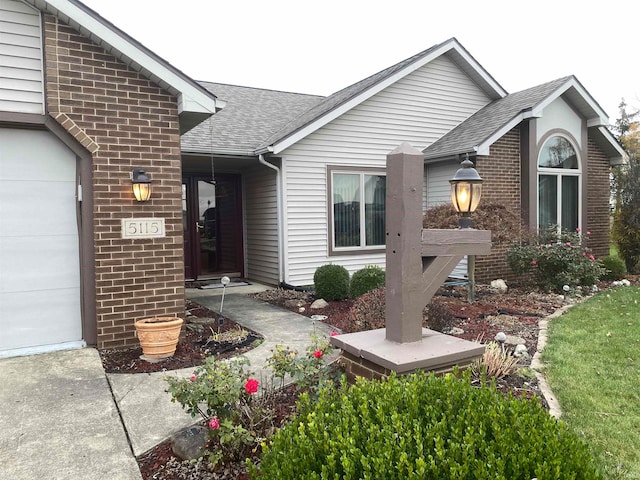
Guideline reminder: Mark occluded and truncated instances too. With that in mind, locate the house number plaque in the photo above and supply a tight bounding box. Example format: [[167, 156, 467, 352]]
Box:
[[121, 218, 166, 239]]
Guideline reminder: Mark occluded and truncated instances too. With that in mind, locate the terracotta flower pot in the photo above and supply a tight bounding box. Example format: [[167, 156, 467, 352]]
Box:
[[134, 316, 184, 359]]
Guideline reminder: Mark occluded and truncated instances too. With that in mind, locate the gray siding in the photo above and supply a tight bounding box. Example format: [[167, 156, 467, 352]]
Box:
[[281, 55, 490, 285], [0, 0, 43, 114], [244, 165, 279, 285]]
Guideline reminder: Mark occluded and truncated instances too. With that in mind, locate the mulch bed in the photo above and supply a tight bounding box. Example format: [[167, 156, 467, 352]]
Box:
[[98, 300, 263, 374], [99, 279, 639, 479]]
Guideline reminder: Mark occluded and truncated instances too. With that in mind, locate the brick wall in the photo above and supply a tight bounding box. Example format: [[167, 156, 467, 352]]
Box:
[[43, 16, 184, 349], [474, 128, 522, 283], [586, 135, 612, 257]]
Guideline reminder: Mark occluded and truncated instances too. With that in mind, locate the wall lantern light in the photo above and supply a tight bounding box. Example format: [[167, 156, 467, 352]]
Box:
[[449, 155, 482, 228], [131, 168, 152, 202]]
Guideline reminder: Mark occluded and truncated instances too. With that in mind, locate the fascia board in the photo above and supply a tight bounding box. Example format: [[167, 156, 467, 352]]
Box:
[[474, 113, 527, 156], [271, 39, 504, 155], [532, 77, 608, 127], [40, 0, 219, 116]]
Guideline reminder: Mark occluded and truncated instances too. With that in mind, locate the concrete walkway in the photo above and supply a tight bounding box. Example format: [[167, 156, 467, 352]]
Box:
[[0, 284, 333, 478], [108, 285, 335, 457]]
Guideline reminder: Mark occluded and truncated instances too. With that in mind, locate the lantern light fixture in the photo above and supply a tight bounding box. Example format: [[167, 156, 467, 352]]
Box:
[[449, 154, 483, 228], [131, 168, 152, 202]]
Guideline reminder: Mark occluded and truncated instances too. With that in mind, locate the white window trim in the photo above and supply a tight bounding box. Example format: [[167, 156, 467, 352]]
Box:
[[328, 167, 386, 255], [536, 134, 582, 234]]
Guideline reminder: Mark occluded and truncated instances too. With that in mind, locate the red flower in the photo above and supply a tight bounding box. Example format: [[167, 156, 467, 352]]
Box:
[[566, 242, 571, 247], [313, 350, 323, 359], [576, 227, 581, 233], [586, 231, 591, 236], [330, 331, 338, 337], [244, 378, 259, 395], [208, 416, 220, 430], [531, 260, 537, 266], [190, 374, 196, 381]]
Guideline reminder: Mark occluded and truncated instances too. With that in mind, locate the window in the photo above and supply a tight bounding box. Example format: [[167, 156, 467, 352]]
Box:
[[537, 135, 580, 233], [329, 168, 386, 253]]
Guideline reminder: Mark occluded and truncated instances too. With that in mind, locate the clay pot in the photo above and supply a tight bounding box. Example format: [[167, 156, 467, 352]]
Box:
[[134, 316, 184, 359]]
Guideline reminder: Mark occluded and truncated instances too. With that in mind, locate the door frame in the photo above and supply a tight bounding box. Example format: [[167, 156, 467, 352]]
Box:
[[183, 174, 244, 280]]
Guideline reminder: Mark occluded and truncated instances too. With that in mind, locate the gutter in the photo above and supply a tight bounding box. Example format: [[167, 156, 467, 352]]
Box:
[[258, 154, 284, 284]]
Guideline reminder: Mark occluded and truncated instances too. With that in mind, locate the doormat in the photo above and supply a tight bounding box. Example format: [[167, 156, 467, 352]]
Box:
[[199, 281, 250, 290]]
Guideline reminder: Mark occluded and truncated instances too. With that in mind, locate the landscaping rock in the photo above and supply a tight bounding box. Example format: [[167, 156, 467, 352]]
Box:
[[171, 425, 208, 461], [513, 344, 529, 358], [284, 299, 303, 309], [505, 334, 526, 346], [490, 279, 508, 293], [447, 327, 465, 335], [311, 299, 329, 309]]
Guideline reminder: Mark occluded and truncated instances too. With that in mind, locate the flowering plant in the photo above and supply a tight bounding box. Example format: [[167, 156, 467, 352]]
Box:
[[507, 226, 605, 292], [165, 356, 277, 469], [266, 328, 336, 395]]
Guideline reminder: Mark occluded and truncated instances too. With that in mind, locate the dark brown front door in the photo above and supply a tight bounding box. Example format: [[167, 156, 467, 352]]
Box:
[[183, 175, 243, 280]]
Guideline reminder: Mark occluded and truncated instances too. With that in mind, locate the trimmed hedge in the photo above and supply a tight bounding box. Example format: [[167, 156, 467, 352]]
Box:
[[599, 255, 627, 281], [313, 264, 350, 301], [350, 265, 385, 298], [253, 372, 602, 479]]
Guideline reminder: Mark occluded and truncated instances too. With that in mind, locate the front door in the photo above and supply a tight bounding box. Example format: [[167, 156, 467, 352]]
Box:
[[183, 175, 244, 280]]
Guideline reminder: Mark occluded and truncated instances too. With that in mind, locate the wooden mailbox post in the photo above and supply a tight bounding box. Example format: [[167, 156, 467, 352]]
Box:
[[331, 143, 492, 377]]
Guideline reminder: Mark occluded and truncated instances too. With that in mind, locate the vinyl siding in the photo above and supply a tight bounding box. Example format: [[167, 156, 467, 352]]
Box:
[[244, 165, 279, 285], [281, 55, 490, 285], [0, 0, 43, 114], [425, 160, 467, 278]]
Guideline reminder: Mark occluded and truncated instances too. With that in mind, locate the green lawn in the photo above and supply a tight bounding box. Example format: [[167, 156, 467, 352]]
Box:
[[543, 286, 640, 479]]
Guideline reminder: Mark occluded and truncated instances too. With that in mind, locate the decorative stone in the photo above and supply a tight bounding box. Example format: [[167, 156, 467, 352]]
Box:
[[171, 425, 208, 460], [284, 299, 303, 309], [490, 279, 508, 293], [310, 299, 329, 309], [504, 334, 526, 346], [298, 307, 306, 313], [447, 327, 464, 335], [513, 344, 529, 358]]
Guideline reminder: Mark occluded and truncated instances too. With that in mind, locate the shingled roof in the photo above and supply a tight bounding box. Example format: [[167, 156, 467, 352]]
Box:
[[423, 76, 574, 159], [180, 82, 323, 155]]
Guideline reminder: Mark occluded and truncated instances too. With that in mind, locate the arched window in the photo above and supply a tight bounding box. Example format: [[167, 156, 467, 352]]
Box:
[[538, 135, 581, 233]]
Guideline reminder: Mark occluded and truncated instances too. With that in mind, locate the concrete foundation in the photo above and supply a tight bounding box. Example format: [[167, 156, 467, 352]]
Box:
[[331, 328, 485, 379]]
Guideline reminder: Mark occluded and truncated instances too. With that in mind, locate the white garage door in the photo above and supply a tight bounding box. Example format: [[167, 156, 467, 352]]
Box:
[[425, 160, 467, 279], [0, 128, 83, 357]]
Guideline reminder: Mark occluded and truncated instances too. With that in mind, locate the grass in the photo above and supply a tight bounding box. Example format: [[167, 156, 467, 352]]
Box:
[[543, 286, 640, 479]]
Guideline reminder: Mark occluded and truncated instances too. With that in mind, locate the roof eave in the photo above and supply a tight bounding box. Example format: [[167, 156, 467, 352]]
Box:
[[29, 0, 221, 131]]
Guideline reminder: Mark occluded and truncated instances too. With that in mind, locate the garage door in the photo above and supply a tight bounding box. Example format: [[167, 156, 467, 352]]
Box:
[[425, 160, 467, 279], [0, 128, 83, 357]]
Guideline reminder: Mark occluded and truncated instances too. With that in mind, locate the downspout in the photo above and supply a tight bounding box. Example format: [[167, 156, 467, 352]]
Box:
[[258, 154, 284, 284]]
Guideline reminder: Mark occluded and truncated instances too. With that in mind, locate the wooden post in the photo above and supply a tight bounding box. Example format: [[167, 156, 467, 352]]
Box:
[[385, 143, 425, 343]]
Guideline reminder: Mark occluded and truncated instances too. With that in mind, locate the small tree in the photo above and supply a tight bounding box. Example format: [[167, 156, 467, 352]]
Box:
[[612, 99, 640, 273]]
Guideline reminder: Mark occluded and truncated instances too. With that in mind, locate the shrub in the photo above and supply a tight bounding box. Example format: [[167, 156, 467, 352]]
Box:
[[423, 202, 523, 245], [348, 286, 386, 331], [313, 264, 350, 301], [165, 357, 277, 468], [266, 329, 336, 396], [350, 265, 385, 298], [507, 227, 605, 292], [599, 255, 627, 281], [253, 372, 602, 479], [348, 287, 450, 333], [612, 206, 640, 274]]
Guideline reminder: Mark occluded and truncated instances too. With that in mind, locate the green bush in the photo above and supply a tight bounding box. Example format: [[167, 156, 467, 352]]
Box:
[[313, 264, 350, 301], [350, 265, 385, 298], [253, 372, 602, 479], [612, 206, 640, 274], [599, 255, 627, 281], [507, 227, 605, 292]]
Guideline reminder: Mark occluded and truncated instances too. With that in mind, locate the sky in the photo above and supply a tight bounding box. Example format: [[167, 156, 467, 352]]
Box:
[[81, 0, 639, 126]]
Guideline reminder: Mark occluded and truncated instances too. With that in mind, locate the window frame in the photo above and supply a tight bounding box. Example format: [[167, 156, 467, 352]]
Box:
[[327, 165, 386, 256], [536, 133, 582, 235]]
